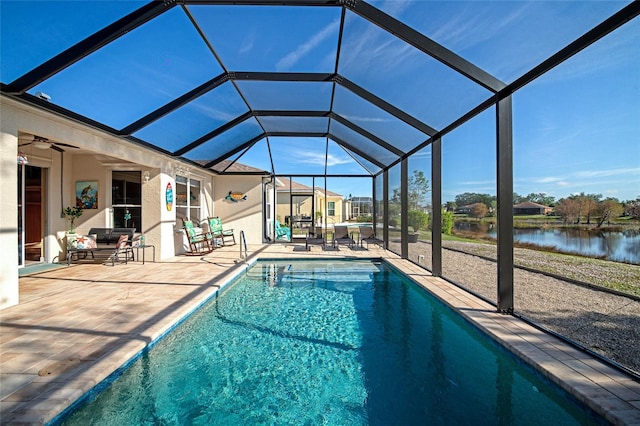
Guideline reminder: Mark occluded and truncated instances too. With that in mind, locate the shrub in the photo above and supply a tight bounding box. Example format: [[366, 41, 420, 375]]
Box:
[[408, 210, 429, 232], [442, 209, 454, 235]]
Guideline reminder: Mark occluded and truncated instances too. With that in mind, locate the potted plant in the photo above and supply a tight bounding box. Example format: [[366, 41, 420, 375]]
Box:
[[63, 206, 83, 233], [407, 210, 429, 243]]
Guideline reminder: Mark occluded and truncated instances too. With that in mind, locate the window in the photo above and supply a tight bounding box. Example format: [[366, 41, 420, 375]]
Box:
[[176, 175, 202, 224], [112, 171, 141, 232], [328, 201, 335, 217]]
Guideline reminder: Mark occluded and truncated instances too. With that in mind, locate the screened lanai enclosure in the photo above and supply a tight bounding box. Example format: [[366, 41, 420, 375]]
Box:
[[3, 1, 639, 371]]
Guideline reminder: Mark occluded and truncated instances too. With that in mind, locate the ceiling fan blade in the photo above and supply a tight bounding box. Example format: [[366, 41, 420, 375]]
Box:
[[17, 134, 79, 150]]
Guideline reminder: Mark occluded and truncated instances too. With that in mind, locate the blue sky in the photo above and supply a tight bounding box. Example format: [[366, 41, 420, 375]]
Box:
[[2, 1, 638, 203]]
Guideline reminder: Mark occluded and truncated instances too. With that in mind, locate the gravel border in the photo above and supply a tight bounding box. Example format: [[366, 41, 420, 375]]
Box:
[[388, 240, 640, 375]]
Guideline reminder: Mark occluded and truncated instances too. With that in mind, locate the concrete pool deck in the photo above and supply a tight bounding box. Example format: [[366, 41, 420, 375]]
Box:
[[1, 243, 639, 424]]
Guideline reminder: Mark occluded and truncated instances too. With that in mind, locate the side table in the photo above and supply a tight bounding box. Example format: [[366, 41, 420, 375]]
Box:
[[135, 245, 155, 264]]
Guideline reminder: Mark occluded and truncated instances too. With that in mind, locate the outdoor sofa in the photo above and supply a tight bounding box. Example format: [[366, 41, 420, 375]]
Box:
[[66, 227, 136, 265]]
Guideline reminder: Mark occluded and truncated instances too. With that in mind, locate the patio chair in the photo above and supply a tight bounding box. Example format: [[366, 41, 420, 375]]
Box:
[[275, 220, 291, 241], [107, 234, 135, 265], [182, 218, 214, 255], [207, 217, 235, 246], [305, 226, 325, 251], [332, 225, 355, 249], [359, 225, 384, 249]]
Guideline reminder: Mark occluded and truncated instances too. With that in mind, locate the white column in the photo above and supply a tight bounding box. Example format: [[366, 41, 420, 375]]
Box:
[[0, 128, 19, 309]]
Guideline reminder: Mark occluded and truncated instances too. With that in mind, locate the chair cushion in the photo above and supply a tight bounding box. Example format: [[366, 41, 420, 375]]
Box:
[[186, 227, 197, 238]]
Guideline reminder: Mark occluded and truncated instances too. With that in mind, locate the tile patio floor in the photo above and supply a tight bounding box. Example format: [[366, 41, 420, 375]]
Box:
[[1, 243, 639, 425]]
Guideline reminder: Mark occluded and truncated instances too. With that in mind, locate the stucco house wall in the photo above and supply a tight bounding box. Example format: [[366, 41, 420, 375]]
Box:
[[0, 96, 223, 309], [315, 194, 346, 225], [213, 175, 266, 245]]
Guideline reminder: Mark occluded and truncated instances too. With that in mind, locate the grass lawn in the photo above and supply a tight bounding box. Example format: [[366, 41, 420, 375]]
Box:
[[440, 237, 640, 297]]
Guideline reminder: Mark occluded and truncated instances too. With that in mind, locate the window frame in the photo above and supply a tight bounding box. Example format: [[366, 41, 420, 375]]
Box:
[[175, 175, 202, 224]]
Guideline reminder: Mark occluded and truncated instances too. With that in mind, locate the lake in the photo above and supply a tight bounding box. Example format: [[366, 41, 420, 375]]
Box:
[[454, 223, 640, 264]]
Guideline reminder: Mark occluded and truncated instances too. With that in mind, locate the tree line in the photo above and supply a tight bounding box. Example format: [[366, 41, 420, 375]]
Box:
[[388, 171, 639, 229], [446, 191, 640, 225]]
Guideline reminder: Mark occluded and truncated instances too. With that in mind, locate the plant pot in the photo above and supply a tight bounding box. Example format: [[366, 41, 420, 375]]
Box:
[[408, 233, 419, 243]]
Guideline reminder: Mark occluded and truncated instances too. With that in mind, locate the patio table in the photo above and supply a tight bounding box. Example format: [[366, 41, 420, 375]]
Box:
[[135, 244, 155, 265]]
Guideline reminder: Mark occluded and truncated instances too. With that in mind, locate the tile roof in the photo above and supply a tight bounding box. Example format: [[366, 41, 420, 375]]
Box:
[[276, 177, 342, 197]]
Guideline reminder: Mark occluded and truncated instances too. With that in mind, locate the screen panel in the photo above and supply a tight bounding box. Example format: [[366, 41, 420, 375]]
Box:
[[134, 81, 249, 152], [189, 5, 341, 73], [1, 1, 146, 83], [340, 10, 492, 130], [236, 81, 333, 111], [329, 120, 399, 167], [269, 137, 328, 175], [333, 85, 430, 153], [182, 116, 264, 163], [260, 117, 329, 134], [29, 7, 223, 130], [368, 0, 631, 83]]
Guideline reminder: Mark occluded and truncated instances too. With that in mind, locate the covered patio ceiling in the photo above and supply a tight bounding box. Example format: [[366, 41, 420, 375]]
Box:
[[1, 0, 637, 176]]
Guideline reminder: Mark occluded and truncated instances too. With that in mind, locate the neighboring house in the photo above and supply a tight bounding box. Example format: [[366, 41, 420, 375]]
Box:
[[454, 204, 475, 214], [456, 203, 497, 216], [513, 202, 553, 215], [275, 177, 345, 227]]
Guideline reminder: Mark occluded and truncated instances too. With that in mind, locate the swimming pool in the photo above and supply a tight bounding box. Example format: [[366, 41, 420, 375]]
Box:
[[55, 260, 602, 425]]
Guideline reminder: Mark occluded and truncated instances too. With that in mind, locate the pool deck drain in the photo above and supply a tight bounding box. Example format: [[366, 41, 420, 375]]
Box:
[[1, 243, 639, 425]]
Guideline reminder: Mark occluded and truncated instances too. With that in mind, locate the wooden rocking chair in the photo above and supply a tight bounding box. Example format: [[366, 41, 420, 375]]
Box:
[[182, 218, 214, 255]]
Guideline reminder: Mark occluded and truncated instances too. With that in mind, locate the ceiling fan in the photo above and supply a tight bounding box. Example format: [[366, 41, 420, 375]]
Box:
[[18, 134, 79, 151]]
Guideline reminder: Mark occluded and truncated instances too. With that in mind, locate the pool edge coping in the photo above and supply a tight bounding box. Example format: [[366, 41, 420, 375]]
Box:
[[383, 258, 640, 426]]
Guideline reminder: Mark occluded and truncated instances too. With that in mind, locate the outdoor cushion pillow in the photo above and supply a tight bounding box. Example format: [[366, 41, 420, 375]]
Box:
[[74, 235, 97, 250]]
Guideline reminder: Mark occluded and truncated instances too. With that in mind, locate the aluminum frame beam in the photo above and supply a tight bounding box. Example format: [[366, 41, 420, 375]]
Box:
[[231, 72, 334, 82], [339, 144, 377, 176], [496, 96, 514, 314], [345, 1, 505, 93], [431, 137, 442, 277], [330, 113, 404, 156], [173, 111, 253, 156], [254, 110, 330, 118], [337, 76, 437, 136], [203, 134, 264, 169], [383, 170, 389, 248], [400, 158, 409, 258], [183, 0, 340, 5], [120, 73, 230, 135], [328, 135, 386, 170], [266, 132, 326, 138]]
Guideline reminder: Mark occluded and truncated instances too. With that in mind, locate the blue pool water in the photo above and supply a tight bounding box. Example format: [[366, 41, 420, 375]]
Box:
[[58, 260, 602, 425]]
